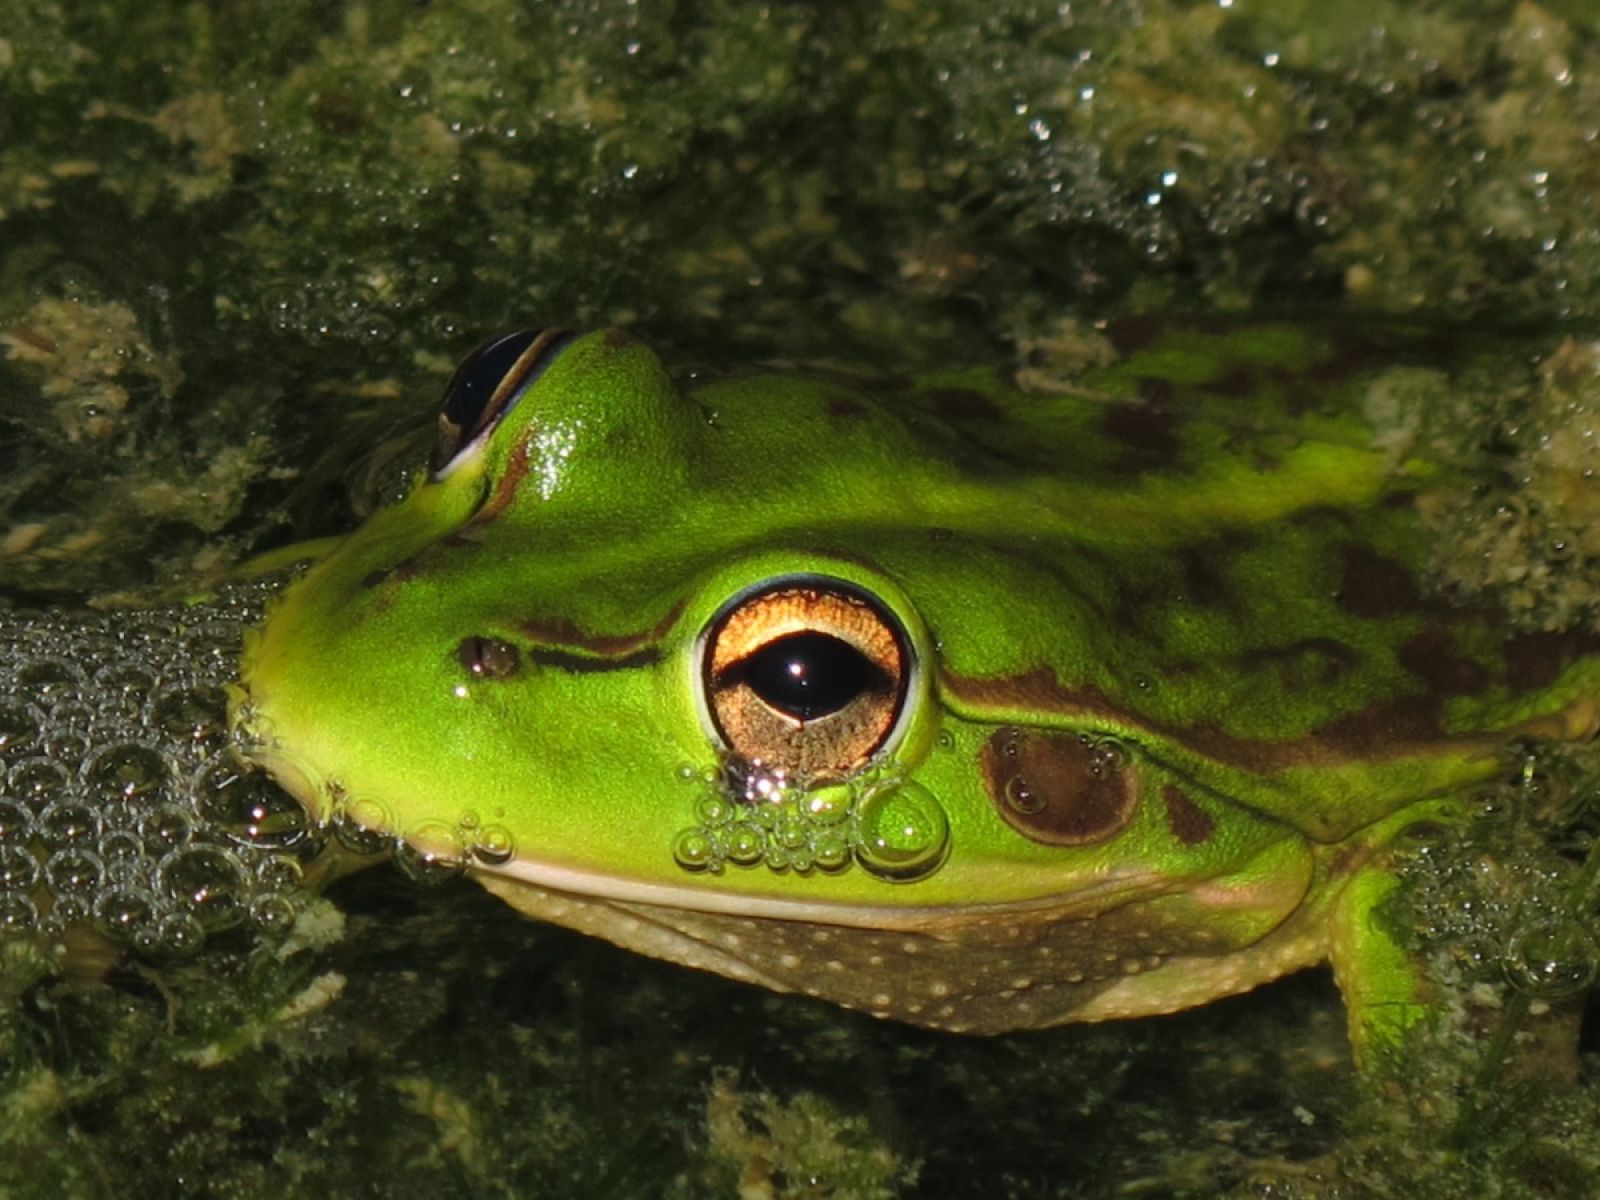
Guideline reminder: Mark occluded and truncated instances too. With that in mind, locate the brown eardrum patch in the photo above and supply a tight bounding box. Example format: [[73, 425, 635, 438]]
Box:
[[981, 726, 1138, 846]]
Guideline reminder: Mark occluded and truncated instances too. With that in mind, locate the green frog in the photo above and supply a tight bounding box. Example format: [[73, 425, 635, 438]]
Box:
[[234, 321, 1600, 1060]]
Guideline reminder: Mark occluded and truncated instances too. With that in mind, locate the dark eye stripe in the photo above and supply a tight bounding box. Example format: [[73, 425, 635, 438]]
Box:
[[431, 328, 576, 475]]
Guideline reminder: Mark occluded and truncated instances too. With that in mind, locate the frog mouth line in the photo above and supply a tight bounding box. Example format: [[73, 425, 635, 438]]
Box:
[[468, 855, 1169, 930]]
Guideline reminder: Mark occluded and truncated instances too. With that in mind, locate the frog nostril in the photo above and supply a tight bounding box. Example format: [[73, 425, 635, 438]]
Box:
[[456, 636, 522, 680]]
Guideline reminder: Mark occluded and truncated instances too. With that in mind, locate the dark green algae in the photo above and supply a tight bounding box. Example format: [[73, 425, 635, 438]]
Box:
[[3, 1, 1600, 1197]]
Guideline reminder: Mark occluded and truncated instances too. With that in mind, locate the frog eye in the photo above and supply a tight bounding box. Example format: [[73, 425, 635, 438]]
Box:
[[430, 327, 575, 476], [700, 580, 911, 783]]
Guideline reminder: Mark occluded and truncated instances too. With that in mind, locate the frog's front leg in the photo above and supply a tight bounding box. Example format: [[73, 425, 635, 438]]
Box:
[[1326, 861, 1432, 1068]]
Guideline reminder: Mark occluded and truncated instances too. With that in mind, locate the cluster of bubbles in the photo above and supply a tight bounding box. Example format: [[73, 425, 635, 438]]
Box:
[[1402, 759, 1600, 1003], [671, 758, 951, 884], [323, 795, 516, 887], [0, 580, 316, 955]]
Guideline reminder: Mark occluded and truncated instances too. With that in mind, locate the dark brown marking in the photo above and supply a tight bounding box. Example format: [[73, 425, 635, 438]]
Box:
[[1161, 784, 1214, 846], [943, 666, 1491, 773], [467, 438, 534, 529], [1238, 638, 1361, 687], [603, 327, 638, 349], [1309, 694, 1447, 753], [1201, 363, 1259, 400], [518, 599, 686, 659], [1335, 543, 1420, 618], [1101, 399, 1182, 463], [1177, 546, 1230, 607], [980, 727, 1138, 846], [923, 387, 1003, 424], [1134, 375, 1177, 405], [528, 646, 661, 674], [1503, 629, 1600, 694], [1398, 630, 1489, 697], [826, 393, 867, 420], [1104, 314, 1238, 356]]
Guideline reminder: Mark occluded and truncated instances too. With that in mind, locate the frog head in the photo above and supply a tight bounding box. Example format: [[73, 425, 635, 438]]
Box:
[[237, 325, 1600, 1038]]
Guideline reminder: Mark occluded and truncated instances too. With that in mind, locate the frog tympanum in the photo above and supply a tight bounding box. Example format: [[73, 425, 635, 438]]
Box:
[[235, 323, 1600, 1058]]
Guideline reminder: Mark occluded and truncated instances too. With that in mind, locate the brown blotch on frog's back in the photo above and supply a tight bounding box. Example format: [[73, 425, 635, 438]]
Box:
[[1398, 629, 1490, 697], [1177, 547, 1235, 611], [1104, 313, 1240, 356], [517, 599, 686, 659], [922, 387, 1004, 424], [1161, 784, 1214, 846], [1334, 543, 1421, 618], [1238, 637, 1362, 687], [1503, 629, 1600, 694], [981, 726, 1138, 846], [825, 393, 868, 421], [1101, 393, 1184, 467]]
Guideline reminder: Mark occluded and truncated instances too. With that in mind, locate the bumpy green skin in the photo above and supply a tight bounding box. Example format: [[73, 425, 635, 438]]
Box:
[[237, 321, 1600, 1057]]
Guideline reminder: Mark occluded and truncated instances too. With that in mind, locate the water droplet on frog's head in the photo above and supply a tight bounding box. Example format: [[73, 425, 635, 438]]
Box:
[[158, 844, 248, 933], [467, 824, 515, 865], [1504, 918, 1600, 1000], [394, 820, 467, 885], [330, 796, 395, 856], [853, 782, 950, 882]]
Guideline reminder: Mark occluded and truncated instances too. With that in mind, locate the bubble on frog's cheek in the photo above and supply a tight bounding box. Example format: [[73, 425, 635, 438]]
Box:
[[980, 726, 1137, 845], [326, 791, 515, 884], [853, 781, 950, 881], [669, 758, 950, 883]]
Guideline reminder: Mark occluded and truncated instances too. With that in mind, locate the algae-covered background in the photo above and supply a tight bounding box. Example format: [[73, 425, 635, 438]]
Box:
[[2, 2, 1600, 1197]]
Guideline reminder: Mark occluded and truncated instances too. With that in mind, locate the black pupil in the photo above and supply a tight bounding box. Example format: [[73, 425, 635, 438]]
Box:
[[440, 329, 541, 432], [741, 632, 877, 721]]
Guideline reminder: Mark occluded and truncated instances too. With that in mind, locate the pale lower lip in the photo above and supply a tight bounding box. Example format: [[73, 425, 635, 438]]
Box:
[[473, 855, 1160, 928]]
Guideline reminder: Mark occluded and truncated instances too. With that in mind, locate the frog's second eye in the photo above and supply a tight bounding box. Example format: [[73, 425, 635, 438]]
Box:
[[701, 582, 911, 782], [430, 327, 575, 476]]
